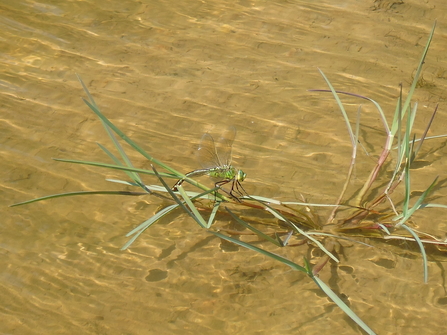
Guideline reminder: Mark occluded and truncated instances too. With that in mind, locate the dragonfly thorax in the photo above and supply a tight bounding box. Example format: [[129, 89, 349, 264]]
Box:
[[205, 166, 246, 182]]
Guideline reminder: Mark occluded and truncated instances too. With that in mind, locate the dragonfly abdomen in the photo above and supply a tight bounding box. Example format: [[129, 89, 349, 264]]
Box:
[[185, 169, 210, 178]]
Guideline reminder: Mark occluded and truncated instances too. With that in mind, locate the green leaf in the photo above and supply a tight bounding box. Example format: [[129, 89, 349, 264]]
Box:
[[10, 190, 146, 207], [226, 207, 282, 247], [207, 201, 222, 228], [210, 231, 308, 273], [176, 185, 207, 228], [312, 276, 376, 335], [122, 204, 179, 250], [151, 165, 205, 228], [400, 224, 428, 283]]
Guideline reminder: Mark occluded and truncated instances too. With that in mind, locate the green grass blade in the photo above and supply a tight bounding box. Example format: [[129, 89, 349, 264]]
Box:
[[402, 107, 413, 217], [53, 158, 177, 179], [211, 232, 375, 334], [312, 276, 376, 335], [97, 142, 151, 193], [176, 185, 207, 228], [102, 125, 139, 176], [77, 76, 214, 194], [126, 204, 179, 237], [303, 256, 312, 273], [76, 76, 184, 177], [151, 166, 202, 225], [328, 105, 362, 220], [378, 223, 391, 235], [82, 96, 181, 175], [384, 95, 403, 192], [10, 190, 146, 207], [122, 204, 179, 250], [279, 231, 293, 246], [415, 133, 447, 142], [413, 104, 438, 159], [400, 224, 428, 283], [207, 201, 222, 228], [106, 179, 142, 187], [287, 220, 339, 263], [390, 22, 436, 136], [97, 134, 142, 185], [391, 84, 403, 140], [122, 186, 223, 248], [226, 207, 282, 247], [309, 90, 390, 135], [396, 176, 438, 226], [317, 69, 355, 146], [151, 165, 207, 228], [77, 75, 142, 182], [422, 203, 447, 209], [258, 200, 339, 262], [121, 230, 148, 251], [131, 183, 220, 201], [243, 195, 282, 205], [209, 231, 308, 273], [77, 73, 99, 109], [247, 195, 344, 208]]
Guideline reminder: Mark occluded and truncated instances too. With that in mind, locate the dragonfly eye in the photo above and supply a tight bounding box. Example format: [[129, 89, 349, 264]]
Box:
[[237, 170, 247, 181]]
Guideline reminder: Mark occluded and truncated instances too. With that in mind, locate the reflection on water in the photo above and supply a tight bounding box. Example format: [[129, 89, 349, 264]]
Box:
[[2, 0, 447, 334]]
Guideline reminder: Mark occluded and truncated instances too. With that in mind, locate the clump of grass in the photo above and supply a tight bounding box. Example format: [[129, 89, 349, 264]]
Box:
[[11, 22, 447, 335]]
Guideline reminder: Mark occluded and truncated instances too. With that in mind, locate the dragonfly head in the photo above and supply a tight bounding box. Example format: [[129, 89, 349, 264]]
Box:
[[236, 169, 247, 182]]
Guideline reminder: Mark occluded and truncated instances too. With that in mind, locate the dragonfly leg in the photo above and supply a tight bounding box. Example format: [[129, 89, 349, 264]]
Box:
[[215, 179, 244, 202], [232, 180, 247, 197]]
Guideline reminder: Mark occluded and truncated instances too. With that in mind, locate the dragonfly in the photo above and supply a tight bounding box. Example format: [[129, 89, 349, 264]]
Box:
[[172, 126, 247, 199]]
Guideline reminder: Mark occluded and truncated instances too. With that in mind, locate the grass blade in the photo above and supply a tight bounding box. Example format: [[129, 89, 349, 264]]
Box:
[[97, 140, 142, 184], [390, 22, 436, 136], [122, 204, 179, 250], [317, 69, 355, 146], [176, 185, 207, 228], [10, 190, 146, 207], [210, 231, 308, 273], [255, 199, 339, 262], [151, 165, 205, 228], [126, 204, 179, 237], [211, 231, 375, 334], [54, 158, 176, 179], [226, 207, 282, 247], [413, 104, 438, 159], [207, 201, 222, 228], [400, 224, 429, 283], [77, 76, 184, 177], [312, 276, 376, 335], [309, 90, 390, 135], [396, 176, 438, 226]]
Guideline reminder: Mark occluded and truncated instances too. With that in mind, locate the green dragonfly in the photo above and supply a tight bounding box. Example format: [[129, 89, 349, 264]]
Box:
[[173, 126, 246, 198]]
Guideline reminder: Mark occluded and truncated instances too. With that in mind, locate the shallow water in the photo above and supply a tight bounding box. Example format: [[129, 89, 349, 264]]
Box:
[[2, 0, 447, 334]]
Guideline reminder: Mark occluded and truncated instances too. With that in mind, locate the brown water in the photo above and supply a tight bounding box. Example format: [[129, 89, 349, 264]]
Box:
[[2, 0, 447, 334]]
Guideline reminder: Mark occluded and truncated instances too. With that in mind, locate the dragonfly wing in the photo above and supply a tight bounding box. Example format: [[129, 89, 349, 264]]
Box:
[[196, 133, 220, 169], [216, 126, 236, 166]]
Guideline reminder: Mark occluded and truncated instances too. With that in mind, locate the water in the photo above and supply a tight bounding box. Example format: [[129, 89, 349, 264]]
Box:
[[2, 0, 447, 334]]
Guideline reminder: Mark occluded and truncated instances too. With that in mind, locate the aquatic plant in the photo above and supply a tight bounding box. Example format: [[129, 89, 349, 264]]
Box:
[[12, 22, 447, 335]]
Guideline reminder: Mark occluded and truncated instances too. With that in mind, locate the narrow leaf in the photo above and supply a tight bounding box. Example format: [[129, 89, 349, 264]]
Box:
[[400, 224, 429, 283], [210, 231, 308, 273], [312, 276, 376, 335]]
